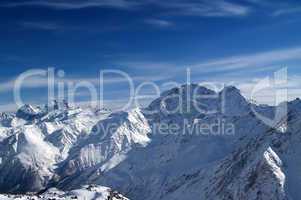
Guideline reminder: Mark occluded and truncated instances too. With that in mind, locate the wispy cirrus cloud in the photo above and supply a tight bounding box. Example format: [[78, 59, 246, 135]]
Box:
[[144, 19, 174, 28], [0, 103, 19, 113], [1, 0, 251, 17], [190, 47, 301, 74], [20, 21, 62, 31], [2, 0, 301, 18], [19, 20, 125, 33], [272, 7, 301, 16], [0, 71, 173, 111], [113, 46, 301, 83], [1, 0, 136, 10], [241, 0, 301, 17], [0, 72, 171, 93], [158, 0, 250, 17], [0, 77, 48, 93]]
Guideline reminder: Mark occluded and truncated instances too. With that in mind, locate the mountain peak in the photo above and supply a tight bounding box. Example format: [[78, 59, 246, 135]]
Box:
[[147, 84, 217, 114], [16, 104, 43, 120], [219, 85, 250, 116], [160, 84, 216, 97], [222, 85, 240, 92]]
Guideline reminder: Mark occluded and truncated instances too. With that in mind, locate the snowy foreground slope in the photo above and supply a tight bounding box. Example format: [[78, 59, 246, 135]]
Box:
[[0, 185, 129, 200], [0, 84, 301, 199]]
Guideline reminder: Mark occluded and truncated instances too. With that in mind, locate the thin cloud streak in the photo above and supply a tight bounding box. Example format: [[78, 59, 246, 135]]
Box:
[[0, 103, 19, 113], [147, 0, 250, 17], [144, 19, 174, 28], [3, 0, 301, 18], [0, 73, 172, 93], [190, 47, 301, 74], [1, 0, 251, 17], [115, 47, 301, 85], [1, 0, 136, 10], [273, 7, 301, 16], [20, 21, 62, 31]]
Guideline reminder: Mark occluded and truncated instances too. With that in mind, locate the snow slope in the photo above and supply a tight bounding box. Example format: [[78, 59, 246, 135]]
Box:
[[0, 185, 129, 200]]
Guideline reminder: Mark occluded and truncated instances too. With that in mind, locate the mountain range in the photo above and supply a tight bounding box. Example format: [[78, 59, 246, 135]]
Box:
[[0, 84, 300, 200]]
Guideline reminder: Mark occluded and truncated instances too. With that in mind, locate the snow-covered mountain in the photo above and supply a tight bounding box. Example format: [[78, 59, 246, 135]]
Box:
[[159, 103, 301, 200], [0, 84, 300, 200], [0, 104, 110, 193]]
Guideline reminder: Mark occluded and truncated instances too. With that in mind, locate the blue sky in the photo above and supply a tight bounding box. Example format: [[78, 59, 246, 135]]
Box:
[[1, 0, 301, 111]]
